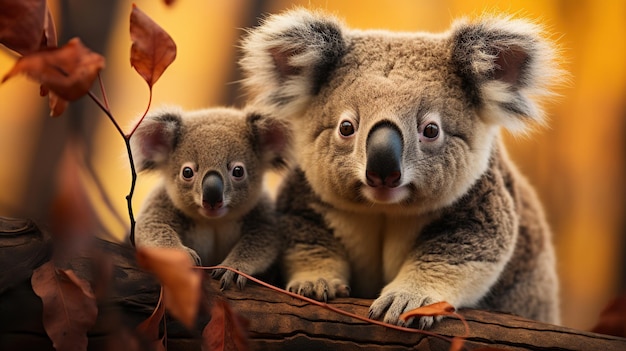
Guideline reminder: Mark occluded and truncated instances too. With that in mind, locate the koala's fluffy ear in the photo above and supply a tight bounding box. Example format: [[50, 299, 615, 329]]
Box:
[[130, 107, 184, 172], [247, 112, 293, 169], [240, 8, 346, 118], [451, 15, 564, 132]]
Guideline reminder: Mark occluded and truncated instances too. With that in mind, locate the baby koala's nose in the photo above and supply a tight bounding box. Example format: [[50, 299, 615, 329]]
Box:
[[202, 172, 224, 209]]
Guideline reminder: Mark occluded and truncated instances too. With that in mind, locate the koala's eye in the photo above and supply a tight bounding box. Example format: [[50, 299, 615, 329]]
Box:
[[181, 166, 194, 180], [230, 163, 246, 180], [422, 123, 439, 140], [339, 120, 355, 137]]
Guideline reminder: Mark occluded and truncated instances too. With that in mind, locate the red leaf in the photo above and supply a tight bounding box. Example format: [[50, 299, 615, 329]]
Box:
[[449, 337, 466, 351], [136, 247, 202, 329], [0, 0, 47, 54], [399, 301, 457, 322], [41, 6, 58, 49], [48, 91, 69, 117], [137, 287, 166, 343], [130, 4, 176, 88], [2, 37, 105, 105], [591, 293, 626, 337], [31, 261, 98, 351], [202, 298, 249, 351]]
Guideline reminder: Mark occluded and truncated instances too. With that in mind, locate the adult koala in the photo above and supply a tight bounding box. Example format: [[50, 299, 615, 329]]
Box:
[[240, 8, 563, 328]]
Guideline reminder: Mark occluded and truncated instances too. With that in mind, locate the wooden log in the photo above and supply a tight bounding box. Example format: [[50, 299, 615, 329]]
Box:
[[1, 216, 625, 351]]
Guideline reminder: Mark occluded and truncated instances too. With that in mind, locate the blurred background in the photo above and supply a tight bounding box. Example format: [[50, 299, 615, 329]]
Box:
[[0, 0, 624, 331]]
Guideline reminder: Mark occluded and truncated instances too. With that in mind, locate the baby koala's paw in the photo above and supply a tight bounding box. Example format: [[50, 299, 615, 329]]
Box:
[[369, 283, 447, 329], [286, 276, 350, 302], [211, 266, 248, 291]]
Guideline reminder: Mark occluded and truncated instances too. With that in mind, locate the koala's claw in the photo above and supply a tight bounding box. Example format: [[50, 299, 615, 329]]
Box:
[[369, 291, 443, 329], [287, 278, 350, 301], [213, 268, 249, 291]]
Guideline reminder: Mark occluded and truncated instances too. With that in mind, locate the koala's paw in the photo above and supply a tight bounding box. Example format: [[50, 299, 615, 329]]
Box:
[[369, 286, 445, 329], [211, 266, 248, 291], [286, 277, 350, 302]]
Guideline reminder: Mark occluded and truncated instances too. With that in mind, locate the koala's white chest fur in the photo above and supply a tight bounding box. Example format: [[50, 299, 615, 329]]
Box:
[[184, 220, 242, 266], [321, 207, 431, 297]]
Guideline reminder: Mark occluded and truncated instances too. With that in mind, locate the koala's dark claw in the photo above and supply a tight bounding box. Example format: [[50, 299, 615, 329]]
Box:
[[236, 276, 248, 290]]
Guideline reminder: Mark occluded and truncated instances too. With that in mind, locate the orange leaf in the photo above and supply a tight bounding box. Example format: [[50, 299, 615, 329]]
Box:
[[130, 4, 176, 88], [449, 337, 466, 351], [399, 301, 456, 322], [202, 298, 249, 351], [137, 287, 166, 343], [591, 293, 626, 338], [2, 37, 105, 102], [0, 0, 47, 54], [31, 261, 98, 351], [136, 247, 202, 329], [41, 5, 57, 49]]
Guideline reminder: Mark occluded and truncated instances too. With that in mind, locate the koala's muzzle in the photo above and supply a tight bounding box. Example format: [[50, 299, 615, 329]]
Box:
[[202, 172, 224, 209], [365, 122, 403, 188]]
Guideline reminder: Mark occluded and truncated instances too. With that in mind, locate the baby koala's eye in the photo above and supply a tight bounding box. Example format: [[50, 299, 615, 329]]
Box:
[[339, 120, 355, 137], [423, 123, 439, 139], [230, 162, 246, 180], [181, 166, 194, 180]]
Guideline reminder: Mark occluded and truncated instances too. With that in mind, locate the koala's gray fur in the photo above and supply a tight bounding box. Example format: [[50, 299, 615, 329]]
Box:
[[240, 9, 563, 328], [131, 106, 291, 289]]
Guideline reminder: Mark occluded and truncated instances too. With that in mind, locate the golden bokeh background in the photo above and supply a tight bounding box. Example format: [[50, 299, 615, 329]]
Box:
[[1, 0, 625, 331]]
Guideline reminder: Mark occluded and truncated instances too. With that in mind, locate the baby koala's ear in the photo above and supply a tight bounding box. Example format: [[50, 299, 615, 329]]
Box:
[[246, 111, 293, 170], [130, 106, 184, 172]]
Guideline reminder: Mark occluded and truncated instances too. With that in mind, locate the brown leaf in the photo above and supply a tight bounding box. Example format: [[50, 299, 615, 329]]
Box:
[[0, 0, 47, 54], [48, 91, 69, 117], [399, 301, 456, 322], [130, 4, 176, 88], [136, 247, 202, 329], [41, 5, 57, 49], [2, 37, 105, 103], [202, 298, 249, 351], [591, 293, 626, 337], [136, 287, 166, 344], [31, 261, 98, 351]]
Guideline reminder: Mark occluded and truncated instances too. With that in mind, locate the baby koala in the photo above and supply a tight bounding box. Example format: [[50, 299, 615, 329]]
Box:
[[130, 106, 290, 289]]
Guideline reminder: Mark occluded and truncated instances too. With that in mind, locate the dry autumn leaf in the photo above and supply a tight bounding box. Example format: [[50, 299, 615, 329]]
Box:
[[203, 298, 249, 351], [2, 37, 105, 100], [130, 4, 176, 88], [41, 5, 57, 49], [2, 37, 105, 116], [137, 287, 167, 351], [31, 261, 98, 351], [399, 301, 457, 321], [136, 247, 202, 329], [0, 0, 47, 54]]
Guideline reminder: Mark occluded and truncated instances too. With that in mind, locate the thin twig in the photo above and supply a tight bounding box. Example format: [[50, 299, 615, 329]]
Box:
[[125, 88, 153, 246], [125, 137, 138, 247], [97, 73, 110, 110], [87, 91, 125, 139], [87, 90, 138, 246], [127, 89, 153, 138]]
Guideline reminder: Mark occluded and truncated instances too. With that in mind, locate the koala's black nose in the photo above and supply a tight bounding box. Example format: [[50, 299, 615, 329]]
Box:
[[365, 122, 403, 188], [202, 172, 224, 209]]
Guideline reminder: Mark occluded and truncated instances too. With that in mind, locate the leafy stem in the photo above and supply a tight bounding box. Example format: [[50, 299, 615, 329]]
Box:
[[86, 89, 139, 246]]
